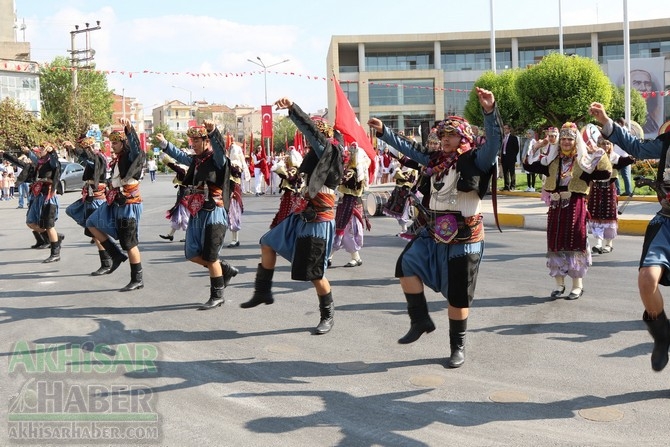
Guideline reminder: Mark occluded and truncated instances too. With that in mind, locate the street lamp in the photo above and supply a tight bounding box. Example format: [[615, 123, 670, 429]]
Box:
[[171, 85, 192, 105], [247, 56, 289, 105]]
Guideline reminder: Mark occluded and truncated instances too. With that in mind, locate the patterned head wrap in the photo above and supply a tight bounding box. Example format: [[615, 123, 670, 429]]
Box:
[[559, 122, 578, 140], [311, 117, 334, 138], [187, 126, 208, 139], [436, 116, 474, 154], [546, 127, 559, 136], [78, 136, 96, 148], [426, 130, 439, 144], [109, 130, 127, 142]]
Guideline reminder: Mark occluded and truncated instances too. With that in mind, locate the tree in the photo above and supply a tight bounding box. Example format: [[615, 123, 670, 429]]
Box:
[[39, 56, 114, 140], [515, 53, 613, 128], [271, 115, 297, 154], [150, 123, 184, 149], [463, 69, 524, 131], [0, 98, 47, 153], [607, 85, 647, 127]]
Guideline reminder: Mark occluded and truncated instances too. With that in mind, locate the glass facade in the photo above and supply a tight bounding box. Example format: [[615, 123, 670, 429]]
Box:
[[444, 82, 474, 117], [341, 81, 359, 108], [518, 46, 591, 68], [600, 39, 670, 63], [372, 112, 435, 136], [441, 49, 512, 71], [365, 52, 433, 71], [369, 79, 435, 106]]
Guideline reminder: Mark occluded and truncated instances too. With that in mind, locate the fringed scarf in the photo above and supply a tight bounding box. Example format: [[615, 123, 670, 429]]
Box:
[[423, 150, 459, 181]]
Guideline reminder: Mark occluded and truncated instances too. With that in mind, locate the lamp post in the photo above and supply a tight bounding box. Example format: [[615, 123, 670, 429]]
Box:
[[246, 57, 289, 105], [171, 85, 192, 105]]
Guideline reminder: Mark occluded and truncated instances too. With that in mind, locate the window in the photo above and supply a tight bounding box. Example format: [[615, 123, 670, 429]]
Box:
[[369, 79, 435, 106], [444, 82, 474, 117], [365, 52, 433, 71], [341, 82, 359, 108]]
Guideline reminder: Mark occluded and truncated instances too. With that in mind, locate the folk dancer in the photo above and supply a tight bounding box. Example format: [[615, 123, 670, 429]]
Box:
[[86, 119, 145, 292], [588, 135, 635, 254], [227, 143, 246, 247], [159, 154, 189, 242], [157, 122, 239, 310], [589, 102, 670, 372], [331, 142, 371, 267], [240, 98, 344, 335], [269, 145, 304, 229], [367, 87, 502, 368], [524, 122, 610, 300], [64, 136, 111, 274], [2, 143, 64, 262]]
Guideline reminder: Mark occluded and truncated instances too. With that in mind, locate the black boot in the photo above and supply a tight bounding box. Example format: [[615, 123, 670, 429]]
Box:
[[315, 292, 334, 334], [198, 276, 225, 310], [398, 292, 436, 344], [101, 239, 128, 274], [42, 240, 61, 263], [447, 318, 467, 368], [31, 231, 49, 249], [240, 264, 274, 308], [120, 263, 143, 292], [219, 260, 239, 288], [91, 250, 113, 276], [643, 310, 670, 372]]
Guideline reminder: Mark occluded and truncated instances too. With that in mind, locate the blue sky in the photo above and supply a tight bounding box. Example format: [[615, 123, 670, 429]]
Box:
[[14, 0, 669, 115]]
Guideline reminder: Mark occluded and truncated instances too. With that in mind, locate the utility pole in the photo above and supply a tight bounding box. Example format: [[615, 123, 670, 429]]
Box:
[[69, 21, 101, 92]]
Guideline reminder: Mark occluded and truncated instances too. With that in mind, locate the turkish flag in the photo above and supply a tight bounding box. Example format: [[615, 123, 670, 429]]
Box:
[[261, 105, 273, 139], [332, 76, 375, 166]]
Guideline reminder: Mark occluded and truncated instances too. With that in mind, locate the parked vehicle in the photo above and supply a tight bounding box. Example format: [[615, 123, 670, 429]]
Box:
[[59, 162, 85, 193]]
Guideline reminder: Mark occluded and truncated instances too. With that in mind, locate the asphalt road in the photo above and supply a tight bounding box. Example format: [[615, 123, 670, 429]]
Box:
[[1, 175, 668, 446]]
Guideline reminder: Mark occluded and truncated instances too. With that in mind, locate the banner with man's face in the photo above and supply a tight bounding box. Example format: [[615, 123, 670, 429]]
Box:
[[608, 57, 665, 139]]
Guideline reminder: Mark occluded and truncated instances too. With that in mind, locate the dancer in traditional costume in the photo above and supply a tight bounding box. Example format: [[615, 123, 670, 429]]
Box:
[[368, 87, 501, 368], [159, 154, 189, 242], [157, 122, 238, 310], [240, 97, 344, 335], [269, 146, 304, 229]]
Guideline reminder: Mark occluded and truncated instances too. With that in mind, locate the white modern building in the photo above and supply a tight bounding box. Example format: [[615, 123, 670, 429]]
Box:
[[327, 18, 670, 138]]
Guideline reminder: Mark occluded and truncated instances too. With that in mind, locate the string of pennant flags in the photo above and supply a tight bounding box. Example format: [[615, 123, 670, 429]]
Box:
[[4, 60, 670, 98]]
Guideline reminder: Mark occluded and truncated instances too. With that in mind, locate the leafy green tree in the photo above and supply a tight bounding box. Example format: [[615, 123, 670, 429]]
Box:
[[150, 123, 185, 149], [607, 84, 647, 126], [0, 98, 47, 152], [272, 115, 297, 154], [515, 53, 613, 128], [39, 56, 114, 140], [464, 69, 524, 131]]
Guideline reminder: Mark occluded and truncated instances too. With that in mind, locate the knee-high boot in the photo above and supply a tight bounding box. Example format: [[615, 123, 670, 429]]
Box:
[[31, 231, 49, 249], [315, 292, 334, 334], [398, 292, 435, 344], [643, 310, 670, 372], [240, 264, 274, 308], [447, 318, 467, 368], [101, 239, 128, 274], [120, 263, 143, 292], [91, 250, 113, 276], [198, 276, 225, 310], [43, 240, 61, 263], [219, 259, 239, 288]]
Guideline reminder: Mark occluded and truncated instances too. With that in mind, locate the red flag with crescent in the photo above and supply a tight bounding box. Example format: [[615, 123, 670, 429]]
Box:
[[261, 105, 273, 139]]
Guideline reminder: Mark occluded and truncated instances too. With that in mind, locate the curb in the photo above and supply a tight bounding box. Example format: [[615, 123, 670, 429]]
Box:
[[495, 213, 648, 236]]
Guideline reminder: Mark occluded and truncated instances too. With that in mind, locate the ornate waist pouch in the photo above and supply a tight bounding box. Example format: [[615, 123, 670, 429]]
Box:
[[426, 210, 483, 244]]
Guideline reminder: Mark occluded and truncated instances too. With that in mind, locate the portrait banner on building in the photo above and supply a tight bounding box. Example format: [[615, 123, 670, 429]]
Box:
[[607, 57, 665, 139]]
